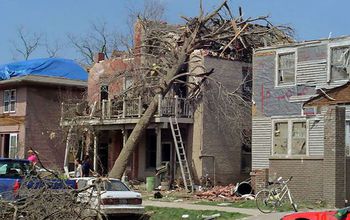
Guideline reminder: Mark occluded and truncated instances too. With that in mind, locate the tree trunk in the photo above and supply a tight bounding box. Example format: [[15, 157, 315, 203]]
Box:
[[108, 43, 192, 179]]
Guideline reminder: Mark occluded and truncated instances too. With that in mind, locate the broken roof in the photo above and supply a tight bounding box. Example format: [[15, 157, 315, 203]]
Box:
[[0, 58, 88, 81], [255, 35, 350, 52]]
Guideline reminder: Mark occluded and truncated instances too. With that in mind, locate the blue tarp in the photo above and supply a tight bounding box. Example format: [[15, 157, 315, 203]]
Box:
[[0, 58, 88, 81]]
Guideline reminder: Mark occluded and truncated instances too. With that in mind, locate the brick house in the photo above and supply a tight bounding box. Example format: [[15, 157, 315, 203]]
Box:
[[251, 36, 350, 207], [61, 21, 253, 186], [0, 58, 87, 169]]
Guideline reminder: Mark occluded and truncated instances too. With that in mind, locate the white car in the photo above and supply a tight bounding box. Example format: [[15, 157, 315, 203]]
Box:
[[73, 177, 144, 217]]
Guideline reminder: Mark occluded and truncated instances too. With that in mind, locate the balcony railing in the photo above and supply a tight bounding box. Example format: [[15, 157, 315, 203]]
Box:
[[61, 95, 193, 121]]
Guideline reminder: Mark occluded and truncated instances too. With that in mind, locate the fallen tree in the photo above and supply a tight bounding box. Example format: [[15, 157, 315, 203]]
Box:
[[108, 0, 293, 179]]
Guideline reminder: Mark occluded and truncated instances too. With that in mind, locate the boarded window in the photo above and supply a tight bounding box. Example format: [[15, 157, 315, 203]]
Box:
[[273, 122, 288, 154], [291, 122, 306, 155], [330, 46, 350, 81], [277, 53, 295, 85]]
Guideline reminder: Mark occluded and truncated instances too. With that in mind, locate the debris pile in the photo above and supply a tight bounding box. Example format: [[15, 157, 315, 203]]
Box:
[[195, 184, 240, 201]]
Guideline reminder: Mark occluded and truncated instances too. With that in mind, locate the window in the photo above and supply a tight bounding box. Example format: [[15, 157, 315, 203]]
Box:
[[330, 46, 350, 81], [4, 89, 16, 113], [100, 85, 108, 101], [272, 120, 307, 155], [276, 52, 296, 86], [8, 133, 18, 158], [346, 121, 350, 156], [124, 75, 133, 90]]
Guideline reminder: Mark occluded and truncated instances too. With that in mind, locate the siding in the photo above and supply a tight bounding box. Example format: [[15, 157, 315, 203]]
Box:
[[308, 117, 324, 156], [296, 59, 327, 86], [252, 117, 271, 169]]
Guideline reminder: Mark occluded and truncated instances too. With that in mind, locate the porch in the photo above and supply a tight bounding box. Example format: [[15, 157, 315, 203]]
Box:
[[60, 95, 194, 126]]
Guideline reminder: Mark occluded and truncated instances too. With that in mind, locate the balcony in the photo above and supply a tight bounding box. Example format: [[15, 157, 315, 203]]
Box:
[[61, 95, 193, 126]]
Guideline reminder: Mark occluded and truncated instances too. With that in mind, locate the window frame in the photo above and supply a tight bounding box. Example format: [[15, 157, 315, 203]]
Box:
[[327, 41, 350, 82], [346, 120, 350, 156], [8, 133, 18, 159], [3, 89, 16, 113], [123, 74, 133, 91], [271, 118, 309, 156], [275, 48, 297, 87]]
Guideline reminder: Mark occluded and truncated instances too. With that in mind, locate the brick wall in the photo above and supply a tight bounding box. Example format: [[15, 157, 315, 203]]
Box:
[[201, 57, 251, 185], [250, 168, 268, 193], [269, 158, 323, 202], [323, 106, 345, 208], [25, 85, 85, 169]]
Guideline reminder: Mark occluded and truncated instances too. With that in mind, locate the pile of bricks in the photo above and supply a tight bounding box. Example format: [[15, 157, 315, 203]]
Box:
[[195, 184, 240, 201]]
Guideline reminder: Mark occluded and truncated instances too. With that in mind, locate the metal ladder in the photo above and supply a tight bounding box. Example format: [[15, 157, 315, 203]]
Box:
[[169, 117, 194, 192]]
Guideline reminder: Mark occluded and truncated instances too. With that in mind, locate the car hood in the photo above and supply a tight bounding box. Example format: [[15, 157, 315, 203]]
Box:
[[100, 191, 142, 199]]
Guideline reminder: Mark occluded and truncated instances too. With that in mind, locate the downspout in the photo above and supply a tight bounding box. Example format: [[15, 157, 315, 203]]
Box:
[[199, 154, 216, 185], [93, 132, 98, 172]]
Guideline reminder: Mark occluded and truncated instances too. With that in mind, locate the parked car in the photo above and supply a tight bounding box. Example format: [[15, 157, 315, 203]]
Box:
[[282, 207, 350, 220], [74, 177, 144, 218], [0, 158, 76, 200]]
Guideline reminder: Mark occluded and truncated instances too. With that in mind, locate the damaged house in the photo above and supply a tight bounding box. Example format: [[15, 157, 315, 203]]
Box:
[[61, 4, 291, 188], [0, 58, 87, 168], [251, 36, 350, 207]]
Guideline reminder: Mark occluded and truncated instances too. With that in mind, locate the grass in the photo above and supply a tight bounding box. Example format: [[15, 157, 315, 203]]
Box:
[[145, 206, 248, 220]]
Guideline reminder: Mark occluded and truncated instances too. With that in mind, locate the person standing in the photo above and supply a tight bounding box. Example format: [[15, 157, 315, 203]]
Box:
[[74, 159, 83, 177], [82, 155, 91, 177], [27, 150, 38, 166]]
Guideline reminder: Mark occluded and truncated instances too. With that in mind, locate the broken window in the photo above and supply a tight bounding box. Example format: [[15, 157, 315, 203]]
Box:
[[273, 122, 288, 154], [291, 122, 306, 155], [277, 52, 295, 85], [330, 46, 350, 81], [272, 120, 307, 156], [100, 85, 109, 101], [4, 89, 16, 113]]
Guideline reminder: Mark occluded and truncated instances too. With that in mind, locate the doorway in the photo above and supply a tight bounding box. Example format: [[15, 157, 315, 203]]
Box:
[[1, 133, 18, 158], [161, 142, 175, 183]]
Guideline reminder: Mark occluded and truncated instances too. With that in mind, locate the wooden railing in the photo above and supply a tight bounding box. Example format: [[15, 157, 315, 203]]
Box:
[[61, 95, 193, 121]]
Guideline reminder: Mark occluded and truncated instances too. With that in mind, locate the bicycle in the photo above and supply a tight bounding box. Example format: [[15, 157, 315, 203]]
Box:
[[255, 176, 298, 213]]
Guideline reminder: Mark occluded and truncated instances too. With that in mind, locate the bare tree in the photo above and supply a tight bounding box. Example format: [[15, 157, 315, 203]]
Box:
[[12, 26, 42, 60], [68, 21, 119, 65], [108, 0, 293, 179], [45, 37, 62, 58]]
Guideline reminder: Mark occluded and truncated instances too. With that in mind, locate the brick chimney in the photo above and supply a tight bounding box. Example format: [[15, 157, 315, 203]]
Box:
[[94, 52, 105, 63]]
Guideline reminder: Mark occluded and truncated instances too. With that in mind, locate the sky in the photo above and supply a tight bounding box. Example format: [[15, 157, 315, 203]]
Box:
[[1, 0, 349, 65]]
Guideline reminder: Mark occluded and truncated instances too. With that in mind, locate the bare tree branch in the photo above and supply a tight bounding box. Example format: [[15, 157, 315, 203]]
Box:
[[12, 26, 42, 60]]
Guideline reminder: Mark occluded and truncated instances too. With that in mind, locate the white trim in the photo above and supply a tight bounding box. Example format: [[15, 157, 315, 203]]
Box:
[[271, 118, 309, 157], [3, 89, 16, 113], [9, 133, 18, 159], [327, 41, 350, 82], [275, 48, 297, 88]]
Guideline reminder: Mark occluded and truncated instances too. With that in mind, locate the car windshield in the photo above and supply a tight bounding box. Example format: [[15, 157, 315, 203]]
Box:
[[0, 160, 30, 178], [105, 180, 129, 191]]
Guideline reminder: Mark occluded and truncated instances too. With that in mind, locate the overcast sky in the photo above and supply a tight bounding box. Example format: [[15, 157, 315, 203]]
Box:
[[0, 0, 349, 64]]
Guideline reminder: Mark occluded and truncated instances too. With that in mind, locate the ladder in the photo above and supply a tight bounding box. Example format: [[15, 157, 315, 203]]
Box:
[[169, 117, 194, 192]]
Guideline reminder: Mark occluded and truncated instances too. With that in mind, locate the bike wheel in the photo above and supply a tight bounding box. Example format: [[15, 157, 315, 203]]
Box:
[[255, 189, 275, 213]]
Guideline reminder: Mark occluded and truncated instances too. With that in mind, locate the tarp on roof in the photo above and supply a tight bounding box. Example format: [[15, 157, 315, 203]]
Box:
[[0, 58, 88, 81]]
